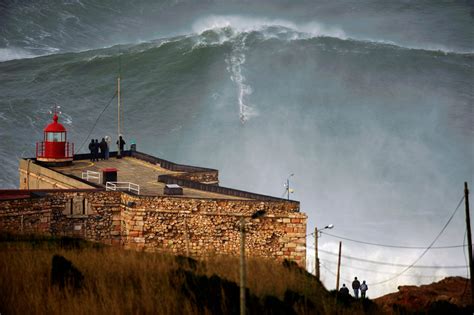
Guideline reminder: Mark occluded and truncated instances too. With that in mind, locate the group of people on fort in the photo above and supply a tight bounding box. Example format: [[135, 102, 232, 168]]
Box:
[[339, 277, 368, 298], [88, 136, 126, 161]]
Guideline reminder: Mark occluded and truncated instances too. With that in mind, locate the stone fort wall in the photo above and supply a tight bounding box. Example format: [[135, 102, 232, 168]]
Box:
[[0, 190, 307, 266]]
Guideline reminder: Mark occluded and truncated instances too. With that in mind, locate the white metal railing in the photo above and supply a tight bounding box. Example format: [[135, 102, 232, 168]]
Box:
[[106, 181, 140, 195], [81, 170, 101, 184]]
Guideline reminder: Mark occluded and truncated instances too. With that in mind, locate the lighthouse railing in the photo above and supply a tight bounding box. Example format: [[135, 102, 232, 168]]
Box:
[[36, 142, 41, 157], [66, 142, 74, 158], [82, 170, 101, 184], [106, 181, 140, 195]]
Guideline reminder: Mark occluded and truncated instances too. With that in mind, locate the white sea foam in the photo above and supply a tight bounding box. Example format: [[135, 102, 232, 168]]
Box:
[[61, 112, 73, 125], [225, 33, 259, 124], [192, 15, 347, 42], [64, 0, 85, 8], [0, 47, 36, 62], [192, 15, 474, 54], [85, 54, 109, 62]]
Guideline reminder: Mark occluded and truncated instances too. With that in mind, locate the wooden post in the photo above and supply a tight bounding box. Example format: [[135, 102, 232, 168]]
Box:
[[240, 217, 246, 315], [315, 227, 320, 279], [464, 182, 474, 304], [336, 241, 342, 291]]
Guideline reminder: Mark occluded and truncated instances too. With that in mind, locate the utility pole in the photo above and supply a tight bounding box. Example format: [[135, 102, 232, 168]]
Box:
[[464, 182, 473, 304], [240, 217, 246, 315], [314, 224, 334, 281], [336, 241, 342, 291], [315, 227, 320, 279]]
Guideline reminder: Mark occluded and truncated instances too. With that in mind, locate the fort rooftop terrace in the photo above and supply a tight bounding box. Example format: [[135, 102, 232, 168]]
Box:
[[20, 150, 296, 203]]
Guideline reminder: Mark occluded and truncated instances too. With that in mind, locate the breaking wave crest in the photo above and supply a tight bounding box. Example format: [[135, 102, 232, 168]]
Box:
[[0, 47, 36, 62], [192, 15, 348, 42], [1, 11, 472, 64]]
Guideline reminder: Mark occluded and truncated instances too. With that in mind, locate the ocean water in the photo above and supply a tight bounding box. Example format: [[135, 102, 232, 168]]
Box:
[[0, 0, 473, 297]]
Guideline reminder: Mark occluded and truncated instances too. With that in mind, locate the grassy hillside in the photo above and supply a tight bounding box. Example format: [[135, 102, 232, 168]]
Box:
[[0, 233, 379, 315]]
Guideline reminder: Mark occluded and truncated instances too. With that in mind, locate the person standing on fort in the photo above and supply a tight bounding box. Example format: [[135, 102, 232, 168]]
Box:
[[88, 139, 96, 161], [93, 139, 100, 161], [117, 135, 126, 155], [360, 280, 368, 298], [352, 277, 361, 298], [104, 136, 111, 160], [99, 138, 107, 160]]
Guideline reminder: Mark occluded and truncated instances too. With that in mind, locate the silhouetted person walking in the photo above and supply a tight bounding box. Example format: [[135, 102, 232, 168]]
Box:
[[352, 277, 360, 298], [360, 280, 368, 298], [339, 284, 349, 296]]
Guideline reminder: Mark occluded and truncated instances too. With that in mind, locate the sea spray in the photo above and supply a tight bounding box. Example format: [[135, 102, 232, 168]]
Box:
[[192, 15, 347, 41], [225, 33, 258, 123]]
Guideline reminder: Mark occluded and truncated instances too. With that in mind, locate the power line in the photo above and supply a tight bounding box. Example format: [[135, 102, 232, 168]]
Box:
[[319, 231, 466, 249], [285, 231, 316, 242], [319, 262, 453, 289], [462, 228, 469, 299], [320, 262, 351, 284], [75, 91, 117, 154], [369, 195, 465, 285], [319, 258, 461, 278], [311, 246, 467, 269]]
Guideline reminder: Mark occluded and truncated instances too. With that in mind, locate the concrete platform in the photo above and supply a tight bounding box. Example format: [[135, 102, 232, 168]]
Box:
[[51, 156, 247, 199]]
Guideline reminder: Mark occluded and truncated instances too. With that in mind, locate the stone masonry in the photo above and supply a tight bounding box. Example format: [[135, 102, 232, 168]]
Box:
[[0, 190, 307, 266]]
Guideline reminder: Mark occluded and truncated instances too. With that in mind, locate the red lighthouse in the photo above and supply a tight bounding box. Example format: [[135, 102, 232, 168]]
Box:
[[36, 113, 74, 164]]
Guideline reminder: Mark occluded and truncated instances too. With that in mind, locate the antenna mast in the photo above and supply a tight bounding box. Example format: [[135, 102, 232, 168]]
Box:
[[117, 47, 122, 157], [117, 76, 121, 156]]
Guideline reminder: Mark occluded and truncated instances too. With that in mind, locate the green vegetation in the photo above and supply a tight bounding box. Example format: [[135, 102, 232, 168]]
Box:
[[0, 233, 380, 314]]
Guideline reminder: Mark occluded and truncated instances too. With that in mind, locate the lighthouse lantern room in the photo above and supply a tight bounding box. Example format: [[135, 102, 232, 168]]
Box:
[[36, 113, 74, 164]]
